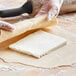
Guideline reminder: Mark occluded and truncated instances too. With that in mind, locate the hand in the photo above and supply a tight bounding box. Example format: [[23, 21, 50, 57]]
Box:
[[0, 0, 63, 32], [30, 0, 63, 20]]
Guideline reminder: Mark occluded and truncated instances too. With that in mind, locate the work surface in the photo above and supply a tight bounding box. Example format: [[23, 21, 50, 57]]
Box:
[[0, 0, 76, 68]]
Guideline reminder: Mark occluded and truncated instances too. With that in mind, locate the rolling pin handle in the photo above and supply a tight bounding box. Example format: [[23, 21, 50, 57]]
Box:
[[0, 1, 33, 18]]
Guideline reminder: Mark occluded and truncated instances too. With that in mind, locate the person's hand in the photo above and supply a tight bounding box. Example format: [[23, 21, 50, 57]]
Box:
[[0, 0, 63, 32], [30, 0, 63, 20]]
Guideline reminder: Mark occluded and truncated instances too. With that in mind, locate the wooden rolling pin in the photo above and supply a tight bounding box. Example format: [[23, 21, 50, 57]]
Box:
[[60, 0, 76, 14], [0, 15, 57, 43]]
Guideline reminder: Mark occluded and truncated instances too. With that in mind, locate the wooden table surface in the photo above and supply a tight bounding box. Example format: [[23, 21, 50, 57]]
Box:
[[0, 0, 76, 68]]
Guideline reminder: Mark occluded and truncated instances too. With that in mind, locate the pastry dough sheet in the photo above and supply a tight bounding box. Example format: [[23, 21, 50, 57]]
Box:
[[9, 30, 66, 58]]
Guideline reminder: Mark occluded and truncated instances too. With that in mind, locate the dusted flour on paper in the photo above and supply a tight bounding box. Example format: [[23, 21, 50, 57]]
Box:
[[0, 58, 76, 76]]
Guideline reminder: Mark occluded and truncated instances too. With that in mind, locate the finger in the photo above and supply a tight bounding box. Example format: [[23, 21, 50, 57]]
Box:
[[48, 6, 59, 21], [0, 21, 15, 32], [35, 2, 52, 17], [48, 0, 63, 20], [0, 13, 30, 24]]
